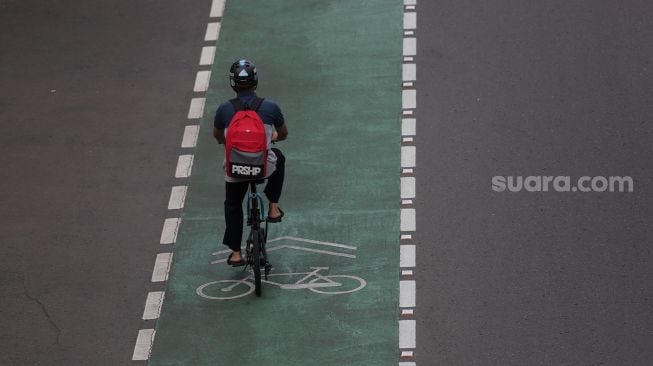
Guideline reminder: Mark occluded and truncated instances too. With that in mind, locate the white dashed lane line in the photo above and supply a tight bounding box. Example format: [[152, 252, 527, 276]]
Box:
[[132, 0, 225, 361], [188, 97, 206, 119], [400, 0, 417, 364], [175, 154, 194, 178], [160, 217, 181, 245], [204, 22, 221, 41], [181, 125, 200, 148], [200, 46, 217, 66]]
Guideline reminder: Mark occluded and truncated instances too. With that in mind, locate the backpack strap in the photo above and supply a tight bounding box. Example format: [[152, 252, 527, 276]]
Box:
[[230, 97, 264, 111], [230, 98, 246, 111], [250, 97, 264, 111]]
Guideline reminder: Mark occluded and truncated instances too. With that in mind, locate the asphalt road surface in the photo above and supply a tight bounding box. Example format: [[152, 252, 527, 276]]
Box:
[[416, 1, 652, 365], [0, 0, 210, 364]]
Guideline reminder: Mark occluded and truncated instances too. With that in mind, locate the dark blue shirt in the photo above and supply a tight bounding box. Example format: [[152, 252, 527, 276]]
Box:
[[214, 91, 285, 130]]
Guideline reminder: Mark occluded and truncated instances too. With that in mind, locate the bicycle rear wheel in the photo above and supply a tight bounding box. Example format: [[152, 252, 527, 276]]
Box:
[[252, 232, 262, 296]]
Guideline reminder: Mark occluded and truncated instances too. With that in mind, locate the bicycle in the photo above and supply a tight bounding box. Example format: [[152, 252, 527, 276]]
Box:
[[245, 179, 272, 296], [196, 267, 367, 300]]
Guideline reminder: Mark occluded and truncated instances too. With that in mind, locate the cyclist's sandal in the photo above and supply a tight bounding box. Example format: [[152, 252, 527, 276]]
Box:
[[266, 208, 284, 223], [226, 252, 246, 267]]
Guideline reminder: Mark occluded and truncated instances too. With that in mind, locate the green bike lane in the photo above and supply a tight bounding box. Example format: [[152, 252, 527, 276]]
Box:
[[149, 1, 402, 365]]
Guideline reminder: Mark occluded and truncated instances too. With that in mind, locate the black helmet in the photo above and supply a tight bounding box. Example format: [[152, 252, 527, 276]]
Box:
[[229, 59, 258, 91]]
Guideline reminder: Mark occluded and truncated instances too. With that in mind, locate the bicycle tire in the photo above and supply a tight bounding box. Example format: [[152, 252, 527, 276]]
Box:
[[252, 231, 262, 296]]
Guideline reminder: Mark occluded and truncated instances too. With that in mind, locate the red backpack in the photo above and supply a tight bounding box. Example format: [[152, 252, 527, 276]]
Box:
[[225, 97, 268, 179]]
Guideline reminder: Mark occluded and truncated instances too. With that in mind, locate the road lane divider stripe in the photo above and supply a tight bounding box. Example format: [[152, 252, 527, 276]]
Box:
[[152, 253, 173, 282], [210, 0, 226, 18], [204, 22, 221, 41], [399, 320, 416, 349], [403, 63, 416, 81], [400, 245, 416, 268], [194, 71, 212, 92], [403, 37, 416, 56], [160, 218, 181, 245], [181, 125, 200, 148], [401, 177, 416, 199], [167, 186, 188, 210], [402, 118, 416, 136], [401, 146, 416, 168], [404, 13, 416, 29], [400, 280, 416, 308], [132, 329, 156, 361], [175, 154, 194, 178], [200, 46, 216, 66], [400, 208, 416, 232], [188, 98, 206, 119], [134, 1, 224, 362], [400, 2, 417, 363], [402, 90, 416, 109], [142, 291, 166, 320]]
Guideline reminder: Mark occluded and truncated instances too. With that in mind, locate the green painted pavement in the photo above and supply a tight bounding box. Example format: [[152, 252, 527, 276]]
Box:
[[149, 1, 402, 365]]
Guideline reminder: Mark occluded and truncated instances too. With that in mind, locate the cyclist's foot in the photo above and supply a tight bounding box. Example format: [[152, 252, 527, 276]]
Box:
[[267, 205, 284, 223], [226, 251, 246, 267]]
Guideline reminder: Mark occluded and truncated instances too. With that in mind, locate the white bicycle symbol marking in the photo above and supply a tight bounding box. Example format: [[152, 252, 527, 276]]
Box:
[[196, 267, 367, 300]]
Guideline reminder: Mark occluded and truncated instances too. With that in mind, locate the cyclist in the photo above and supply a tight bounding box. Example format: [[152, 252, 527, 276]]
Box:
[[213, 59, 288, 267]]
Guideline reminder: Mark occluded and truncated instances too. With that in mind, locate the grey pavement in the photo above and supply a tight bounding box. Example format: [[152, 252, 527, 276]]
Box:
[[416, 1, 652, 365], [0, 0, 211, 364]]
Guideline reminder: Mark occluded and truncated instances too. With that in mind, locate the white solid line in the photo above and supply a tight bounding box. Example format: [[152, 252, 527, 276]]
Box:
[[193, 70, 211, 92], [181, 125, 200, 148], [401, 177, 416, 199], [404, 0, 417, 5], [400, 245, 416, 268], [188, 98, 206, 119], [401, 234, 412, 240], [267, 236, 357, 250], [142, 291, 165, 320], [403, 89, 417, 109], [132, 329, 156, 360], [199, 46, 216, 65], [175, 154, 194, 178], [401, 269, 414, 276], [168, 186, 187, 210], [210, 0, 226, 17], [402, 118, 416, 136], [399, 362, 417, 366], [152, 253, 173, 282], [401, 208, 416, 231], [403, 63, 416, 81], [403, 37, 416, 56], [400, 280, 416, 307], [204, 22, 221, 41], [399, 320, 416, 349], [404, 12, 417, 30], [402, 168, 414, 174], [160, 218, 181, 244], [401, 146, 416, 168], [404, 30, 415, 36], [404, 56, 414, 62]]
